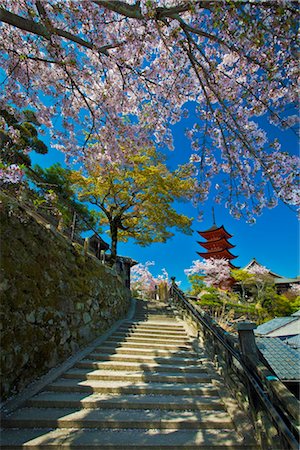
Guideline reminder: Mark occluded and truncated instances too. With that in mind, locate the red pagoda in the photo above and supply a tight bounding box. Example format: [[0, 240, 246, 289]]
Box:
[[197, 210, 238, 269]]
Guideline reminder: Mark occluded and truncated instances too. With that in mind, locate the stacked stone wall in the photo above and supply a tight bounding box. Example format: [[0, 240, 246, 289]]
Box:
[[0, 193, 131, 401]]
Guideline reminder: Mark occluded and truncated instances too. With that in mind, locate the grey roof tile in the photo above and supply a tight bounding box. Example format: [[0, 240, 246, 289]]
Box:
[[283, 334, 300, 349], [256, 337, 300, 381], [255, 317, 297, 335]]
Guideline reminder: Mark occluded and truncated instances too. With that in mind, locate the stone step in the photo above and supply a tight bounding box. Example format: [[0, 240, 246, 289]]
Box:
[[110, 332, 191, 344], [128, 319, 182, 326], [118, 331, 188, 339], [134, 311, 174, 323], [107, 336, 192, 346], [27, 392, 225, 411], [0, 428, 259, 449], [75, 359, 208, 373], [123, 321, 185, 330], [91, 346, 198, 357], [117, 325, 186, 332], [2, 407, 234, 430], [101, 340, 193, 350], [0, 301, 258, 450], [88, 352, 207, 365], [118, 326, 187, 336], [134, 314, 173, 318], [62, 368, 214, 383], [47, 378, 219, 396]]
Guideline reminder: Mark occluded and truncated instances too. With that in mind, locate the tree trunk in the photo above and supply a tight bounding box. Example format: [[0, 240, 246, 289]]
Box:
[[110, 223, 118, 267]]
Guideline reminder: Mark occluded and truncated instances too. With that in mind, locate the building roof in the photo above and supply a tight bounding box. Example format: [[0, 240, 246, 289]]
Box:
[[117, 255, 138, 267], [243, 258, 283, 278], [198, 225, 233, 240], [273, 277, 300, 285], [89, 233, 109, 250], [256, 337, 300, 381], [255, 316, 299, 336], [282, 334, 300, 349]]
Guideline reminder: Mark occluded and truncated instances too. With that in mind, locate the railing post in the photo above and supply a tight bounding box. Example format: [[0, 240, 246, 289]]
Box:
[[237, 322, 258, 363], [237, 321, 264, 444], [170, 277, 176, 298]]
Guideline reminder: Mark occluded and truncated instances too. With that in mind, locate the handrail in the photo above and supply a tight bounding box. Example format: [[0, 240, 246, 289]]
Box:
[[170, 283, 299, 450]]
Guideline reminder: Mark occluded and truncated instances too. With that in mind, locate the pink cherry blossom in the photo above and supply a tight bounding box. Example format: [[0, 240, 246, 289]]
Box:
[[131, 261, 170, 297], [185, 258, 231, 288], [247, 264, 270, 278], [0, 1, 298, 217], [0, 164, 24, 184]]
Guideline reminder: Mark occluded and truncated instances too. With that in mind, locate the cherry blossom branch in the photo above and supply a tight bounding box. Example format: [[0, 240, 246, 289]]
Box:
[[0, 7, 116, 55]]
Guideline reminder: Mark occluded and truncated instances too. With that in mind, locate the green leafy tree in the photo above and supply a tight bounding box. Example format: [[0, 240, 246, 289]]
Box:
[[187, 274, 205, 297], [256, 289, 299, 322], [30, 164, 102, 236], [231, 269, 255, 301], [0, 107, 47, 167], [70, 147, 199, 265]]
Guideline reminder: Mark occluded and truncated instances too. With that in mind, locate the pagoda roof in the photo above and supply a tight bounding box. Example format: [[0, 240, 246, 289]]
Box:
[[197, 248, 238, 260], [198, 237, 235, 250], [198, 224, 233, 240]]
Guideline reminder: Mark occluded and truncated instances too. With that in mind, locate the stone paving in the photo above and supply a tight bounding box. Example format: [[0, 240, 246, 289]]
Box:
[[0, 299, 259, 449]]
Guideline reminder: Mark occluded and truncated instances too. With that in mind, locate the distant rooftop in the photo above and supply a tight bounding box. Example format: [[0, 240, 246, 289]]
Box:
[[274, 277, 300, 284], [256, 337, 300, 381], [243, 258, 283, 278], [255, 316, 299, 336]]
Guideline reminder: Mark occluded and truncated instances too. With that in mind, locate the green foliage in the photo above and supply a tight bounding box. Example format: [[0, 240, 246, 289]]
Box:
[[195, 282, 298, 326], [258, 291, 300, 320], [199, 293, 222, 308], [70, 146, 198, 262], [28, 163, 103, 235], [231, 269, 254, 283], [187, 274, 205, 296], [291, 296, 300, 311], [0, 107, 47, 167]]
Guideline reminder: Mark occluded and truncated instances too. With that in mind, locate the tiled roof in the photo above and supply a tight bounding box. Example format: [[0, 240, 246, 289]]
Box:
[[274, 277, 300, 284], [243, 258, 283, 278], [255, 317, 298, 336], [283, 334, 300, 349], [256, 337, 300, 381]]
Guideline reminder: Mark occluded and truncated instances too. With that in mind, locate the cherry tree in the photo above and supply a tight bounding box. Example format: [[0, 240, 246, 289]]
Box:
[[131, 261, 169, 298], [246, 263, 274, 301], [185, 257, 231, 289], [290, 284, 300, 297], [0, 0, 299, 218], [0, 163, 24, 184]]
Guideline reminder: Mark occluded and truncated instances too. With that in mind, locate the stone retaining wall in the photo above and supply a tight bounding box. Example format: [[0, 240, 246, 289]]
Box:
[[0, 193, 131, 401]]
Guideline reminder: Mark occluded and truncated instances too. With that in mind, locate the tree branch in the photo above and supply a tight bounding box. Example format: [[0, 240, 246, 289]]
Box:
[[92, 1, 144, 19], [0, 8, 115, 55]]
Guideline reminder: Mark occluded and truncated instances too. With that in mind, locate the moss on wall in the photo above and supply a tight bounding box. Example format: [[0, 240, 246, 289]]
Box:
[[0, 193, 131, 400]]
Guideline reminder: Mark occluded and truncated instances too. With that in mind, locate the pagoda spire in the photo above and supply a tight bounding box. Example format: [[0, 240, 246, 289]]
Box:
[[212, 206, 216, 226]]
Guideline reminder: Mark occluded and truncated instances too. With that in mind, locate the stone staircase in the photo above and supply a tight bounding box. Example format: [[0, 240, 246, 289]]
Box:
[[0, 299, 259, 449]]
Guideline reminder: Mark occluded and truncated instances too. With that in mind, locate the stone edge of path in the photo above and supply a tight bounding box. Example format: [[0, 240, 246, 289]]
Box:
[[0, 298, 137, 415]]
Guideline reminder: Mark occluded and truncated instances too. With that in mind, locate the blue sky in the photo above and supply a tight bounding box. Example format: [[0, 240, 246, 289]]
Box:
[[30, 106, 299, 291]]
